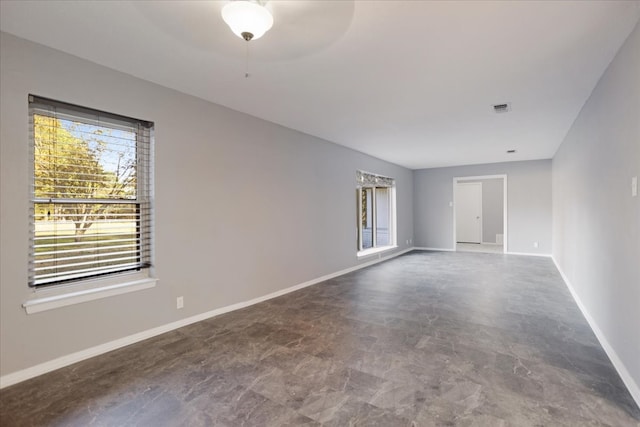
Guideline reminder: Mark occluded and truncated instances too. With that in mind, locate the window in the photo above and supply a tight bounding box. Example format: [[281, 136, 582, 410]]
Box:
[[356, 171, 395, 253], [29, 95, 153, 287]]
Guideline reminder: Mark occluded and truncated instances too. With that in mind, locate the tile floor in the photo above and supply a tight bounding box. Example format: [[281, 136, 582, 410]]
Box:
[[1, 251, 638, 426]]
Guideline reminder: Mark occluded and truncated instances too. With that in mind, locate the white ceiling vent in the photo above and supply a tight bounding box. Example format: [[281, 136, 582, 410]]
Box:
[[493, 103, 511, 113]]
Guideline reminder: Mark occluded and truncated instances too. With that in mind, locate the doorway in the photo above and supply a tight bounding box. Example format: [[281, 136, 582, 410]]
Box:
[[456, 182, 482, 243], [453, 175, 507, 253]]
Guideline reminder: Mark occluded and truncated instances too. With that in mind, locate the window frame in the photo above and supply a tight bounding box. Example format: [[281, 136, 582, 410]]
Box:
[[25, 95, 155, 312], [356, 171, 397, 256]]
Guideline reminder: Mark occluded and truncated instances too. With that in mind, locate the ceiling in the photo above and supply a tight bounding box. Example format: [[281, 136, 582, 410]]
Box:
[[1, 1, 639, 169]]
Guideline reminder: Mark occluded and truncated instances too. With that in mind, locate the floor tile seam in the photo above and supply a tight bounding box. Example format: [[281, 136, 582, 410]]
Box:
[[241, 385, 311, 418], [302, 388, 416, 425]]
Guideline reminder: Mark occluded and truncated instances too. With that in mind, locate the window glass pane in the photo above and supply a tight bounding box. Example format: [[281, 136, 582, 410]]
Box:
[[362, 188, 373, 249], [376, 187, 390, 246], [34, 115, 138, 200], [33, 202, 141, 286]]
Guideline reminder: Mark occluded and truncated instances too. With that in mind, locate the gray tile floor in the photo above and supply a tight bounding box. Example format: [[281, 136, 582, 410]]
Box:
[[1, 251, 639, 426]]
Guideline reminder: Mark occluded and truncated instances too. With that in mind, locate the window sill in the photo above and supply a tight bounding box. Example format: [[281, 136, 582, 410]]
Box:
[[357, 245, 398, 259], [23, 272, 157, 314]]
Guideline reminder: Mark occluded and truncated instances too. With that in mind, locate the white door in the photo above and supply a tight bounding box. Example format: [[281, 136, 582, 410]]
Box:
[[456, 182, 482, 243]]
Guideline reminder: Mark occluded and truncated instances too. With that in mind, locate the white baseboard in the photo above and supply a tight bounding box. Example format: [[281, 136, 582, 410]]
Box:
[[413, 247, 455, 252], [416, 248, 551, 258], [505, 251, 552, 257], [552, 256, 640, 409], [0, 248, 413, 389]]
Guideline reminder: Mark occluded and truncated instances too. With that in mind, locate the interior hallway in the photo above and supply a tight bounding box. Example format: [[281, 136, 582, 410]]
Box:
[[1, 251, 638, 425]]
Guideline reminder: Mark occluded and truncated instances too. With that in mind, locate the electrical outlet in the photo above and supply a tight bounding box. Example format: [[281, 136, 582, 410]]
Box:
[[406, 239, 409, 244], [533, 242, 539, 248], [176, 296, 184, 309]]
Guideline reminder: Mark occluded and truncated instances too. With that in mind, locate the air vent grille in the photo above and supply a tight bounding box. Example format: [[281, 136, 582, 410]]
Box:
[[493, 103, 511, 113]]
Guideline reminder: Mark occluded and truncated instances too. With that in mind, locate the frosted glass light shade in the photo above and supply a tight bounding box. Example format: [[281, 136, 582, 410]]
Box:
[[222, 1, 273, 41]]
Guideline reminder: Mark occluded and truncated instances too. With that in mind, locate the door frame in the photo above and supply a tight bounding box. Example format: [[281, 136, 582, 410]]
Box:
[[453, 174, 508, 252]]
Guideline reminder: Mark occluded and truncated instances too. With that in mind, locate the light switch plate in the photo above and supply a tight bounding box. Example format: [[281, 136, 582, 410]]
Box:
[[632, 176, 637, 197]]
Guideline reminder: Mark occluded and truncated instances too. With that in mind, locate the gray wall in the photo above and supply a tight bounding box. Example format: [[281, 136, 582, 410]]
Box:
[[0, 33, 413, 377], [458, 178, 504, 244], [552, 23, 639, 397], [414, 160, 551, 254]]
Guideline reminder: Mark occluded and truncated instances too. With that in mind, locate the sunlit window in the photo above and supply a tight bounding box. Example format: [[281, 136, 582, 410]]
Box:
[[29, 96, 153, 287], [356, 171, 395, 252]]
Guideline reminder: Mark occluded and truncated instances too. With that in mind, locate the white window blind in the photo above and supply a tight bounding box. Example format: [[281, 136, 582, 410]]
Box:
[[29, 95, 153, 287]]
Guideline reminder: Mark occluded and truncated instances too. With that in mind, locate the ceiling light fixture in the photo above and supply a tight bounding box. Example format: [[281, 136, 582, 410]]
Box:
[[221, 1, 273, 42], [221, 1, 273, 78]]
